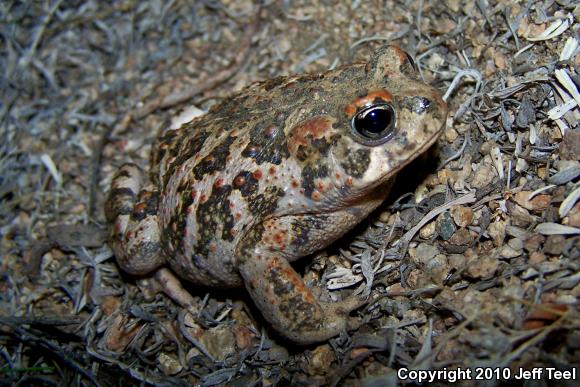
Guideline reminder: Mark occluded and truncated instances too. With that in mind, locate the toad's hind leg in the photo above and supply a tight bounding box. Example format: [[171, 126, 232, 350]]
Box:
[[105, 163, 164, 275], [105, 164, 198, 312], [237, 239, 365, 344], [235, 192, 390, 344], [236, 214, 374, 344]]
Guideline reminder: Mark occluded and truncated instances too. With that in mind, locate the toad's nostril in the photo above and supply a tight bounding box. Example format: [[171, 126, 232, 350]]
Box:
[[400, 96, 433, 115]]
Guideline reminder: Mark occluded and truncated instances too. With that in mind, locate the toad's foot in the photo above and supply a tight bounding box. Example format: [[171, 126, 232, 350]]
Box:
[[237, 247, 368, 344]]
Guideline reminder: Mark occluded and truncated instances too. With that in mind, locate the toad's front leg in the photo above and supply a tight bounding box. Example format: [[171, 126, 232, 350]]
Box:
[[236, 220, 366, 344]]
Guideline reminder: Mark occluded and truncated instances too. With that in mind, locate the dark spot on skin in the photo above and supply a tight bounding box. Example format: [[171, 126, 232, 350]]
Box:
[[264, 125, 277, 139], [163, 177, 197, 256], [150, 129, 179, 176], [195, 184, 235, 255], [248, 186, 284, 217], [192, 135, 237, 179], [311, 137, 332, 156], [277, 294, 319, 330], [269, 267, 294, 295], [400, 96, 432, 114], [296, 145, 309, 162], [242, 144, 260, 158], [291, 220, 310, 246], [340, 149, 371, 178], [190, 253, 207, 271], [109, 204, 132, 217], [233, 171, 259, 197], [301, 163, 329, 198], [109, 187, 136, 199], [131, 190, 159, 221], [266, 264, 319, 329], [290, 215, 329, 247], [243, 121, 290, 165], [115, 168, 133, 179], [159, 129, 211, 187]]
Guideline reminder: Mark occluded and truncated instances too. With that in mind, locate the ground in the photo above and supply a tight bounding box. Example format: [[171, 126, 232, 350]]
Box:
[[0, 0, 579, 386]]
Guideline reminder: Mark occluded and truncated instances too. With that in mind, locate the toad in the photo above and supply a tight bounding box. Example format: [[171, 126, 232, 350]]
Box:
[[105, 46, 447, 344]]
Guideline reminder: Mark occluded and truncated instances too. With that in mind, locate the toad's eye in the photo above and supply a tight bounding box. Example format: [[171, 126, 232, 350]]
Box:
[[351, 103, 396, 145]]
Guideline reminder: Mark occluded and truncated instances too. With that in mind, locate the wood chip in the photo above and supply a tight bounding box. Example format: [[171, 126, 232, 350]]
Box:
[[534, 222, 580, 235]]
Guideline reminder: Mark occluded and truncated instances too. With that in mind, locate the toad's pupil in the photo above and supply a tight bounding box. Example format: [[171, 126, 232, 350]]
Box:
[[355, 106, 393, 136], [366, 109, 387, 133]]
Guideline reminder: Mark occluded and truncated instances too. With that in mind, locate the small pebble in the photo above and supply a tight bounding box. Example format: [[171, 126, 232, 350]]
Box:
[[437, 212, 456, 241], [451, 205, 474, 227], [543, 235, 565, 255]]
